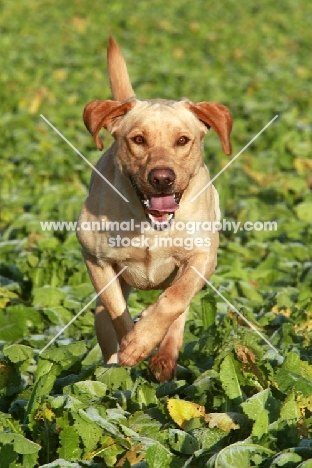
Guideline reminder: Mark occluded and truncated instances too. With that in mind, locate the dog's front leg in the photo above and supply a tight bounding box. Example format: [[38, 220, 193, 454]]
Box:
[[84, 254, 134, 361], [94, 299, 118, 363], [118, 253, 216, 368], [148, 308, 189, 382], [94, 273, 131, 363]]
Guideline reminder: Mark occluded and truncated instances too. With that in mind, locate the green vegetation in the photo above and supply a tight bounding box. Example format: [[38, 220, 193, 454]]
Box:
[[1, 0, 311, 466]]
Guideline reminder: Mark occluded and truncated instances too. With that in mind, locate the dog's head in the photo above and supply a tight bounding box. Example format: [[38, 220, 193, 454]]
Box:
[[83, 38, 232, 227], [83, 98, 232, 226]]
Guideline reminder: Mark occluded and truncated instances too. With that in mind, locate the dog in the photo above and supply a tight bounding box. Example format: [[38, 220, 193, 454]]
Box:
[[77, 37, 232, 382]]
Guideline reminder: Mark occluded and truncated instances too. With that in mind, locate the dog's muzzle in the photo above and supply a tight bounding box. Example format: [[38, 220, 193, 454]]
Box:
[[130, 170, 183, 228]]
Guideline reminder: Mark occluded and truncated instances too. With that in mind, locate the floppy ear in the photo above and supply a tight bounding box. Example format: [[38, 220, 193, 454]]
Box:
[[83, 99, 135, 150], [186, 102, 232, 155]]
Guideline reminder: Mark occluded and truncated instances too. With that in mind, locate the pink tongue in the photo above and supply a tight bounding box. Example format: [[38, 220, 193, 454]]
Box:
[[146, 194, 179, 214]]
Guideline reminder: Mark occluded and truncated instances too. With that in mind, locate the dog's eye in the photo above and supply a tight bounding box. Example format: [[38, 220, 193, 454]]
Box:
[[132, 135, 145, 145], [177, 136, 190, 146]]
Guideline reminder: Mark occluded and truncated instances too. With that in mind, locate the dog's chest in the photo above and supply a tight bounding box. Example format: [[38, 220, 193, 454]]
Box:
[[120, 253, 177, 289], [103, 240, 178, 289]]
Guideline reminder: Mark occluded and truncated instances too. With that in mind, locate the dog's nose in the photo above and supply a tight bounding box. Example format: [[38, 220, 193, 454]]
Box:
[[148, 168, 176, 190]]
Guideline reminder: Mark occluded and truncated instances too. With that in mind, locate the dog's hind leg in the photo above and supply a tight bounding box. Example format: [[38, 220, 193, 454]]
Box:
[[148, 308, 188, 382]]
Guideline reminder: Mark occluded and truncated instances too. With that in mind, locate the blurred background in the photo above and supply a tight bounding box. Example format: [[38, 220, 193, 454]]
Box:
[[0, 0, 311, 352]]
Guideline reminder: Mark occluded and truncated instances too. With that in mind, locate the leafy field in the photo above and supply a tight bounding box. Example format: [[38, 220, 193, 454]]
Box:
[[1, 0, 312, 466]]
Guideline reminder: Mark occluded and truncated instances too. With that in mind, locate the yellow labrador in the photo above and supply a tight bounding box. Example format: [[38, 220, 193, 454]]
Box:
[[77, 37, 232, 381]]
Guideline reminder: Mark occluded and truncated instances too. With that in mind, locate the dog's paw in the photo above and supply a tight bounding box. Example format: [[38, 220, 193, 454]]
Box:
[[118, 328, 152, 366], [118, 331, 149, 366], [118, 316, 168, 367], [149, 353, 177, 382]]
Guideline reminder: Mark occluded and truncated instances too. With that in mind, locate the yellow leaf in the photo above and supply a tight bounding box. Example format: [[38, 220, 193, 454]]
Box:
[[71, 16, 88, 33], [271, 305, 291, 317], [0, 361, 14, 386], [28, 88, 47, 114], [204, 412, 240, 431], [0, 287, 19, 308], [189, 22, 200, 32], [158, 19, 175, 32], [296, 67, 310, 78], [67, 94, 78, 105], [294, 157, 312, 175], [173, 48, 185, 59], [167, 398, 205, 429], [116, 444, 144, 466], [0, 297, 10, 308], [42, 407, 55, 422], [242, 164, 276, 186], [297, 394, 312, 417], [53, 69, 68, 82]]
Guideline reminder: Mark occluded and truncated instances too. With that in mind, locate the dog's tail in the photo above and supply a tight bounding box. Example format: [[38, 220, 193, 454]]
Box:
[[107, 37, 135, 101]]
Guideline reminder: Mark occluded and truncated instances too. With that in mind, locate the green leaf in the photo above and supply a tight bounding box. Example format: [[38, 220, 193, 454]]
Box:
[[238, 281, 263, 302], [132, 379, 158, 407], [42, 306, 74, 326], [168, 428, 199, 454], [280, 392, 300, 421], [83, 407, 130, 447], [66, 380, 108, 398], [214, 442, 274, 468], [129, 412, 161, 437], [274, 352, 312, 396], [95, 437, 125, 466], [22, 452, 40, 468], [156, 379, 188, 398], [72, 410, 107, 454], [36, 460, 83, 467], [0, 443, 17, 466], [297, 461, 312, 468], [295, 202, 312, 222], [144, 443, 172, 468], [3, 344, 33, 364], [275, 368, 312, 397], [81, 343, 102, 367], [0, 360, 22, 396], [95, 365, 134, 391], [269, 451, 303, 467], [33, 285, 66, 308], [241, 388, 270, 421], [0, 431, 41, 454], [40, 341, 87, 365], [192, 427, 229, 450], [201, 292, 217, 328], [26, 359, 61, 425], [58, 425, 81, 460], [251, 409, 269, 438], [220, 354, 243, 402], [0, 305, 41, 341]]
